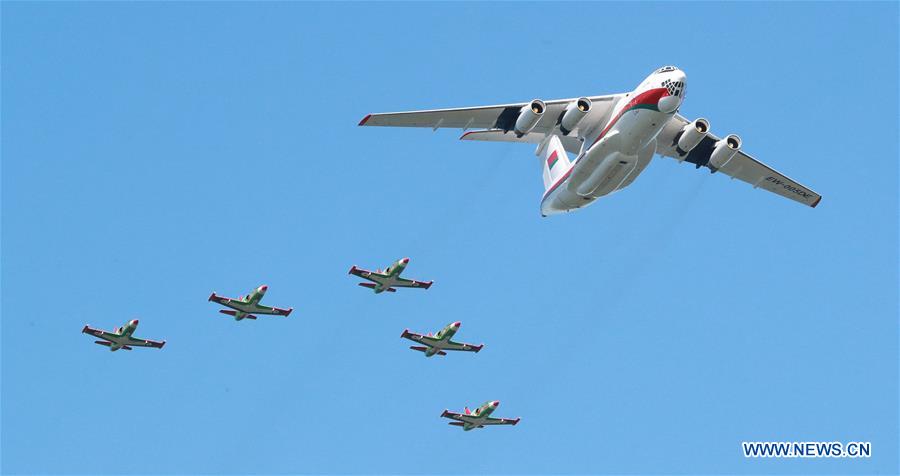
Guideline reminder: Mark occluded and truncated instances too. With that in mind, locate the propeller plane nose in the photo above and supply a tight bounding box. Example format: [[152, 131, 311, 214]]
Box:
[[492, 400, 500, 407], [401, 257, 410, 264], [260, 285, 268, 292], [453, 321, 461, 328], [131, 319, 139, 325]]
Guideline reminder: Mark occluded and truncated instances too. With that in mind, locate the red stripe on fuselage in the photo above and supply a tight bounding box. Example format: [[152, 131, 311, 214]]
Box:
[[541, 87, 669, 202], [588, 87, 668, 149]]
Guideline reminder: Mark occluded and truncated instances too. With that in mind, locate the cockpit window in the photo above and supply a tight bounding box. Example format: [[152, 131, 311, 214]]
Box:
[[661, 79, 684, 97], [656, 65, 677, 73]]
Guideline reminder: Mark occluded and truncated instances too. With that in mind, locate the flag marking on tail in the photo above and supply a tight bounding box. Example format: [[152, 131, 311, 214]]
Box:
[[547, 150, 559, 170]]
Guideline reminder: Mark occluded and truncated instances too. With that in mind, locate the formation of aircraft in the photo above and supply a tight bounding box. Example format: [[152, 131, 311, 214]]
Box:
[[401, 321, 483, 357], [441, 401, 521, 431], [349, 257, 433, 294], [208, 285, 293, 320], [359, 65, 821, 216], [81, 66, 820, 432], [82, 320, 165, 351], [80, 268, 509, 430]]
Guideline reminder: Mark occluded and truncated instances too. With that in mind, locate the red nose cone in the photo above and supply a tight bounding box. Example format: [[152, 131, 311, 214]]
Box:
[[260, 285, 268, 291], [131, 320, 139, 325], [493, 401, 500, 407], [402, 258, 410, 264], [453, 321, 461, 327]]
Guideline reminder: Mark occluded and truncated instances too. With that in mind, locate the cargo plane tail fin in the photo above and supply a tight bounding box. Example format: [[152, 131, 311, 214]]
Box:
[[538, 134, 573, 191]]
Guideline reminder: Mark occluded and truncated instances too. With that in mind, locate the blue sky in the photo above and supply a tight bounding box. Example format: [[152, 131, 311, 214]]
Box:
[[2, 2, 897, 474]]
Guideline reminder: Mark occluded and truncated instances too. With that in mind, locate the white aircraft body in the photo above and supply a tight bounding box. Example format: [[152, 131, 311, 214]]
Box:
[[401, 321, 483, 357], [359, 66, 821, 216], [441, 401, 520, 431], [82, 319, 166, 351]]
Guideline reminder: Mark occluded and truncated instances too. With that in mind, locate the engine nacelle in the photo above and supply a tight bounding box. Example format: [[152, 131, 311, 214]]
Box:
[[514, 99, 546, 136], [708, 134, 742, 170], [559, 98, 592, 135], [676, 118, 710, 155]]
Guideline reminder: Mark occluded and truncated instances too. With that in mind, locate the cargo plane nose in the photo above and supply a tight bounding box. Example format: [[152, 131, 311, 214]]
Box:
[[658, 69, 686, 113]]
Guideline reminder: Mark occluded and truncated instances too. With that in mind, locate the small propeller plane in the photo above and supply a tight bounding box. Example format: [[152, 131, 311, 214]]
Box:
[[441, 401, 520, 431], [401, 321, 483, 357], [359, 66, 821, 216], [82, 319, 165, 351], [348, 257, 433, 294], [208, 285, 293, 320]]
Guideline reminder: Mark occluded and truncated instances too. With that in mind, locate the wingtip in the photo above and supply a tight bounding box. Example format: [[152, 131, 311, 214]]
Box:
[[441, 409, 450, 418], [401, 329, 410, 338], [285, 308, 294, 317], [208, 292, 216, 302], [475, 344, 484, 353], [348, 265, 357, 274], [811, 196, 822, 208], [424, 281, 434, 289], [513, 417, 521, 426], [358, 114, 372, 126], [160, 341, 167, 349], [82, 325, 89, 333]]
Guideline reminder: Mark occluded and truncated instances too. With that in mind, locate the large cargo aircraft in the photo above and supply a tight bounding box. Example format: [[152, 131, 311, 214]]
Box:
[[360, 66, 821, 216]]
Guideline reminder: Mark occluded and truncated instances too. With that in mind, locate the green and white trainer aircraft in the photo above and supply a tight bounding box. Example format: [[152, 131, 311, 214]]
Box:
[[348, 257, 433, 294], [401, 321, 483, 357], [82, 319, 166, 351], [208, 285, 293, 321], [441, 401, 520, 431]]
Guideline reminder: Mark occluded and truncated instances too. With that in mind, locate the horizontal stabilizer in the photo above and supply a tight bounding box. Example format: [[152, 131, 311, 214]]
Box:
[[121, 346, 133, 350], [219, 310, 238, 316], [386, 287, 397, 293], [94, 341, 112, 347], [408, 346, 447, 356], [448, 422, 465, 427], [357, 282, 377, 289], [244, 315, 257, 320], [460, 129, 582, 154]]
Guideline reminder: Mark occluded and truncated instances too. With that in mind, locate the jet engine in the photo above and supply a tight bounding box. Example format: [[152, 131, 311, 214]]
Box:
[[559, 98, 592, 135], [675, 118, 710, 155], [708, 134, 742, 169], [514, 99, 546, 136]]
